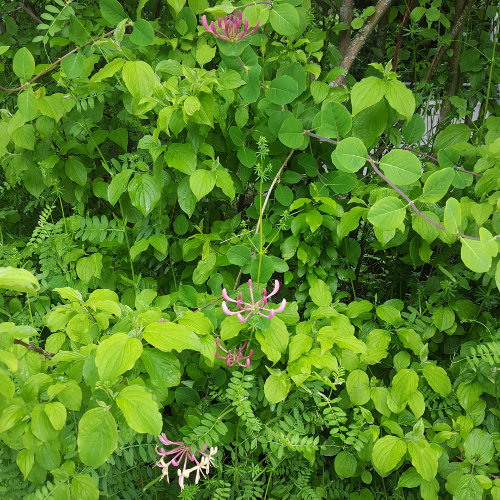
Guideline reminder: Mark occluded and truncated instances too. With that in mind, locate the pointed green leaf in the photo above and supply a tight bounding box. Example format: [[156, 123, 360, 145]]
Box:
[[379, 149, 421, 185]]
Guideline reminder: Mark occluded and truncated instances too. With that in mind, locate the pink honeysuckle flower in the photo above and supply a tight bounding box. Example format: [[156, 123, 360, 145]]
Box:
[[221, 279, 286, 324], [215, 337, 254, 367], [202, 10, 260, 42], [155, 434, 217, 490]]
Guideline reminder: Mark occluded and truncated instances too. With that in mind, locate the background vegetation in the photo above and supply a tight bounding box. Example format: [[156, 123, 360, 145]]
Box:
[[0, 0, 499, 498]]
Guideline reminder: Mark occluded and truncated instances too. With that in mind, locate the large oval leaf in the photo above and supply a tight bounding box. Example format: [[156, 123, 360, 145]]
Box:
[[372, 435, 407, 474], [379, 149, 421, 185], [367, 197, 406, 231], [78, 408, 117, 468]]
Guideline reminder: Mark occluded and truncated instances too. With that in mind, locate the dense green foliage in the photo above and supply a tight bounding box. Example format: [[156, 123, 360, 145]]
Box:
[[0, 0, 499, 498]]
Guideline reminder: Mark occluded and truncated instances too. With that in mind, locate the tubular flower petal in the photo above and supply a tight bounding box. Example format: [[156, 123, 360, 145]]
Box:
[[221, 279, 286, 323], [215, 337, 254, 367], [155, 435, 217, 490], [201, 10, 259, 42]]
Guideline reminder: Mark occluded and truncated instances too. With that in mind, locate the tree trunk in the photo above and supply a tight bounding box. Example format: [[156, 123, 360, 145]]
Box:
[[424, 0, 476, 84], [330, 0, 393, 87]]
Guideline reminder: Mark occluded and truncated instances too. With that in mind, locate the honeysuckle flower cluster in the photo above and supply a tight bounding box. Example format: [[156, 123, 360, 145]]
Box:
[[222, 279, 286, 323], [155, 434, 217, 490], [202, 10, 259, 42], [215, 337, 254, 367]]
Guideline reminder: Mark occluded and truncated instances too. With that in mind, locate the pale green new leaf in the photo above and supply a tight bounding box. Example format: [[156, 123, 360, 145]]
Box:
[[372, 436, 407, 474], [351, 77, 386, 116], [95, 333, 143, 382], [367, 197, 406, 231], [78, 407, 117, 468], [116, 385, 162, 435]]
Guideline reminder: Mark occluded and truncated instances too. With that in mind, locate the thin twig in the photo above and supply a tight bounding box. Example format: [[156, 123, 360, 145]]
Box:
[[254, 149, 295, 235], [402, 147, 481, 177], [305, 131, 498, 241], [366, 157, 483, 241], [0, 28, 118, 92], [19, 2, 42, 24], [14, 339, 54, 358]]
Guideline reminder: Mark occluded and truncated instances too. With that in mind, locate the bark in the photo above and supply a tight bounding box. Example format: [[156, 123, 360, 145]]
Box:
[[20, 2, 42, 24], [338, 0, 354, 59], [424, 0, 476, 84], [330, 0, 393, 87]]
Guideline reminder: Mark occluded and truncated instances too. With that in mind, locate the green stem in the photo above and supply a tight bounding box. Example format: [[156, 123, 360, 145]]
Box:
[[480, 15, 498, 140], [256, 177, 264, 291], [119, 199, 135, 286]]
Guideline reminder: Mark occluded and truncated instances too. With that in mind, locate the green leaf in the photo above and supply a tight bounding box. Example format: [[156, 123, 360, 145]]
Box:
[[130, 19, 154, 46], [407, 390, 425, 418], [331, 137, 367, 172], [13, 47, 35, 80], [165, 143, 197, 174], [122, 61, 156, 99], [309, 279, 332, 307], [422, 364, 451, 396], [90, 58, 125, 83], [0, 267, 39, 294], [44, 402, 66, 430], [346, 369, 370, 405], [315, 102, 352, 139], [71, 474, 99, 500], [78, 407, 117, 468], [385, 80, 415, 121], [464, 429, 494, 466], [141, 349, 181, 387], [270, 3, 300, 36], [391, 368, 418, 405], [306, 209, 322, 232], [61, 53, 84, 79], [11, 124, 35, 150], [17, 88, 37, 120], [433, 123, 471, 152], [368, 197, 406, 231], [107, 169, 133, 205], [379, 149, 421, 185], [351, 77, 386, 116], [16, 449, 34, 480], [76, 253, 103, 283], [278, 115, 305, 148], [264, 372, 291, 404], [267, 75, 298, 105], [190, 170, 216, 200], [455, 475, 482, 500], [227, 245, 252, 268], [334, 451, 357, 478], [183, 95, 200, 116], [37, 94, 64, 122], [95, 333, 143, 382], [65, 157, 87, 186], [99, 0, 127, 25], [256, 317, 289, 363], [408, 440, 441, 482], [143, 322, 202, 353], [420, 168, 454, 203], [443, 197, 461, 234], [215, 167, 235, 200], [317, 319, 365, 354], [128, 174, 161, 216], [372, 436, 407, 474], [116, 385, 162, 435], [460, 238, 492, 273], [402, 114, 426, 144], [397, 467, 423, 488], [288, 333, 312, 362], [220, 314, 246, 341]]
